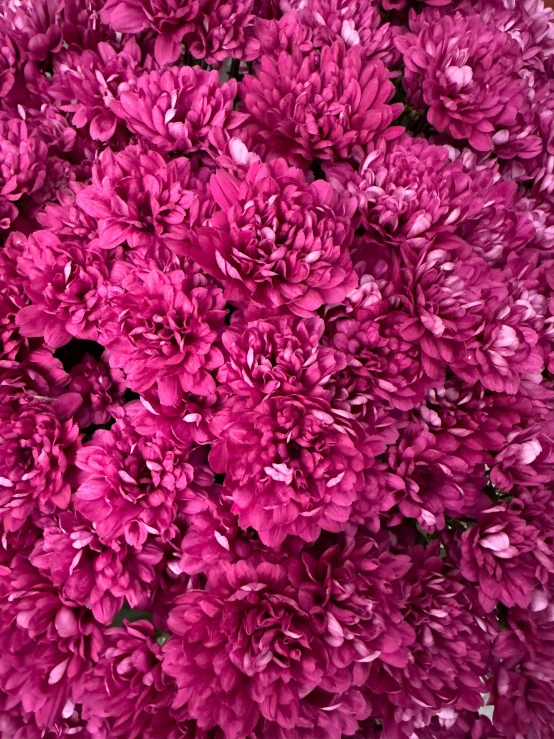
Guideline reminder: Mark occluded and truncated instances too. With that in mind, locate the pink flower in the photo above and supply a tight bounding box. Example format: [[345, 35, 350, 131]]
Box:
[[395, 10, 531, 153], [387, 422, 486, 531], [0, 0, 63, 62], [15, 231, 110, 349], [78, 621, 201, 739], [0, 117, 47, 227], [50, 39, 142, 143], [182, 0, 260, 65], [188, 157, 357, 316], [75, 415, 208, 548], [460, 504, 542, 612], [68, 353, 125, 428], [367, 543, 492, 737], [218, 313, 345, 405], [491, 602, 554, 739], [30, 511, 164, 625], [324, 273, 432, 412], [102, 266, 225, 403], [101, 0, 209, 65], [210, 395, 367, 546], [241, 40, 402, 166], [76, 145, 198, 251], [110, 67, 246, 154], [162, 558, 373, 738], [0, 554, 103, 731], [273, 0, 400, 66], [0, 391, 81, 533]]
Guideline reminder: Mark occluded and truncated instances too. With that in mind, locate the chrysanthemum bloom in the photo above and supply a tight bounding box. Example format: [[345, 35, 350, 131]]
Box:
[[15, 231, 110, 349], [210, 395, 367, 546], [366, 543, 492, 738], [218, 313, 345, 405], [414, 375, 530, 473], [76, 145, 197, 252], [69, 353, 125, 428], [491, 601, 554, 739], [459, 504, 546, 612], [101, 0, 209, 65], [110, 67, 247, 154], [188, 158, 357, 316], [326, 135, 530, 253], [75, 415, 206, 548], [125, 389, 222, 448], [0, 0, 62, 61], [0, 391, 81, 533], [78, 621, 202, 739], [275, 0, 399, 66], [102, 267, 225, 403], [354, 238, 494, 384], [175, 493, 267, 576], [0, 554, 103, 731], [50, 39, 142, 143], [0, 117, 47, 227], [490, 418, 554, 492], [395, 10, 529, 153], [387, 422, 486, 531], [451, 289, 545, 395], [0, 247, 33, 364], [162, 559, 373, 739], [37, 183, 98, 244], [241, 40, 402, 166], [182, 0, 260, 64], [0, 24, 17, 98], [324, 273, 431, 412], [30, 511, 164, 625]]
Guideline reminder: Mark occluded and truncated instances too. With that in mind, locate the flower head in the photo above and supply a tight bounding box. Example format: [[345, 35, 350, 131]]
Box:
[[189, 157, 357, 316], [241, 40, 402, 166]]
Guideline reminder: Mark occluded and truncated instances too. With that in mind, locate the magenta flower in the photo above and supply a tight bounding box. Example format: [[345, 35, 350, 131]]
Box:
[[78, 621, 200, 739], [50, 39, 142, 143], [15, 231, 110, 349], [68, 353, 125, 428], [75, 415, 205, 548], [30, 511, 164, 625], [101, 266, 225, 403], [182, 0, 260, 65], [110, 67, 247, 154], [396, 9, 530, 153], [0, 391, 81, 533], [491, 603, 554, 739], [324, 273, 431, 412], [0, 117, 47, 228], [387, 422, 487, 531], [218, 313, 345, 405], [210, 395, 367, 546], [241, 40, 402, 166], [0, 0, 63, 62], [162, 558, 373, 738], [0, 554, 103, 731], [460, 504, 543, 612], [188, 157, 357, 316], [76, 145, 197, 251], [101, 0, 208, 65]]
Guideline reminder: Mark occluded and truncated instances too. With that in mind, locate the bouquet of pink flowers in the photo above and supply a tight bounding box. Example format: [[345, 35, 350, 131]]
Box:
[[1, 0, 554, 737]]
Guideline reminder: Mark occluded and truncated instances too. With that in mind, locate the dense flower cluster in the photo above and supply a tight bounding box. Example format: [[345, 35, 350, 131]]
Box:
[[1, 0, 554, 737]]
